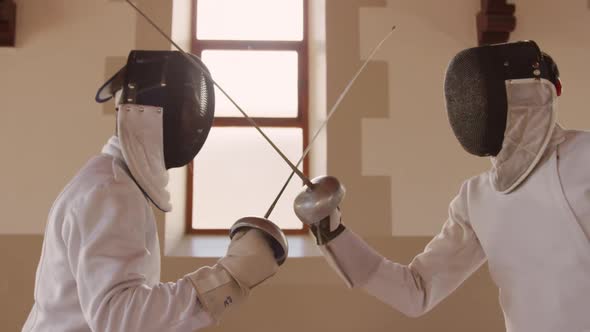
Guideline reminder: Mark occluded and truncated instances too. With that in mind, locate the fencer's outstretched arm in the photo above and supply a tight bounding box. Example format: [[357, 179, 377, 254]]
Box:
[[294, 177, 486, 317], [66, 181, 278, 331]]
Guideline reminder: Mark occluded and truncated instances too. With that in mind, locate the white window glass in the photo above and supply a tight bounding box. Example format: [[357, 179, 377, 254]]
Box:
[[202, 50, 298, 118], [197, 0, 303, 41], [193, 127, 304, 230]]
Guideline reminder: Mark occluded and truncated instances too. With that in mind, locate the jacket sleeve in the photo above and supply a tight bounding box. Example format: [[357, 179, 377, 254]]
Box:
[[325, 182, 487, 317], [63, 181, 213, 332]]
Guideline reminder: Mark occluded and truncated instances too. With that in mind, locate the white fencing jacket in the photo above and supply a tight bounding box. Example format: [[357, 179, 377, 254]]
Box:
[[22, 137, 213, 332], [324, 80, 590, 331]]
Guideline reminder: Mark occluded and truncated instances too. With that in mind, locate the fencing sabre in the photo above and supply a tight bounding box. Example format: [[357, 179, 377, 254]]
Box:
[[125, 0, 395, 220], [264, 27, 396, 218]]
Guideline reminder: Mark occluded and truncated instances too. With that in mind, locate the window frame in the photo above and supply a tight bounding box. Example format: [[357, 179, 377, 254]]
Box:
[[186, 0, 310, 235]]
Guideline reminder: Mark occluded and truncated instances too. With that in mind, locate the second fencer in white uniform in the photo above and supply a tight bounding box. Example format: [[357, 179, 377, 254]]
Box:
[[293, 41, 590, 332]]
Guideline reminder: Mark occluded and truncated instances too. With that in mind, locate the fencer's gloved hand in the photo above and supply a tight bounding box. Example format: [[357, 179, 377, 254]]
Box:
[[186, 218, 287, 323], [294, 176, 347, 245], [293, 176, 383, 289], [218, 228, 279, 290], [309, 208, 345, 245]]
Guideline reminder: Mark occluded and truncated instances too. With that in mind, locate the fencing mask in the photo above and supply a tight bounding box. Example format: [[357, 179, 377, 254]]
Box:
[[444, 40, 560, 157], [95, 50, 215, 211]]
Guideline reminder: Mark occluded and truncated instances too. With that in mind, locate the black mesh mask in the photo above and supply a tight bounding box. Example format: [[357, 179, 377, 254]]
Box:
[[96, 50, 215, 169], [444, 40, 559, 157]]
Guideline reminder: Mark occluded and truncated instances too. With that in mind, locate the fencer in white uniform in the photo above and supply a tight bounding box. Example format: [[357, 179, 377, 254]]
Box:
[[23, 51, 288, 331], [293, 41, 590, 331]]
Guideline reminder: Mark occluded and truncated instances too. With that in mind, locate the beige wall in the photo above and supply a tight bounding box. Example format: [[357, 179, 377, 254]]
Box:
[[0, 0, 135, 234], [358, 0, 488, 236], [2, 0, 590, 331], [0, 0, 173, 234]]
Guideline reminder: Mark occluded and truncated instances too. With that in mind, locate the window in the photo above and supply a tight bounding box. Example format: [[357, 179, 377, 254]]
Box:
[[187, 0, 309, 234]]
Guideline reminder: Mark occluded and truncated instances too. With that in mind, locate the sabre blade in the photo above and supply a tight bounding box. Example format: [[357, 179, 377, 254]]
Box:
[[264, 26, 396, 218], [125, 0, 313, 187]]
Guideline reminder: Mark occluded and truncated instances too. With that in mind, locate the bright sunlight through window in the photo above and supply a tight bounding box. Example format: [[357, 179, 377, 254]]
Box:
[[189, 0, 308, 233]]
